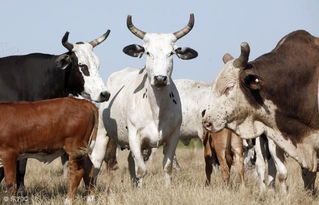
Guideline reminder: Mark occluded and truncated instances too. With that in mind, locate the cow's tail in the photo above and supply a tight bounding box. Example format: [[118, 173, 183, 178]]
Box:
[[75, 105, 99, 157], [88, 106, 99, 153]]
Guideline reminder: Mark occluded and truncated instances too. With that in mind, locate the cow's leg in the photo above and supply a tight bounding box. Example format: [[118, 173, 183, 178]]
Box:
[[213, 132, 230, 184], [90, 113, 109, 184], [104, 137, 119, 171], [255, 136, 268, 192], [162, 129, 179, 186], [266, 156, 276, 189], [127, 126, 146, 187], [172, 154, 181, 171], [268, 139, 287, 193], [61, 153, 69, 180], [215, 148, 230, 184], [301, 168, 317, 193], [231, 133, 245, 186], [65, 156, 85, 205], [203, 131, 213, 185], [146, 148, 158, 169], [82, 156, 95, 203], [16, 159, 27, 195], [2, 153, 18, 195], [127, 151, 139, 186], [0, 159, 4, 184]]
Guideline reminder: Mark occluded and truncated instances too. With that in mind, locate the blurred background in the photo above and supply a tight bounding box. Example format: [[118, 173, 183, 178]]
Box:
[[0, 0, 318, 82]]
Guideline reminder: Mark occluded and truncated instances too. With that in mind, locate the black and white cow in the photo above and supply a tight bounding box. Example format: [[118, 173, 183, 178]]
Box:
[[0, 30, 110, 193]]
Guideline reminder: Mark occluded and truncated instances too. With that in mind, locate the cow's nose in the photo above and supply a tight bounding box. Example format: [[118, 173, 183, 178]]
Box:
[[154, 75, 167, 87], [100, 91, 110, 102]]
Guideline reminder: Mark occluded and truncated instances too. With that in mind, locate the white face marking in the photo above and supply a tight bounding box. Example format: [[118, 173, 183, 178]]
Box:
[[72, 43, 107, 102], [143, 33, 177, 86], [203, 60, 243, 131]]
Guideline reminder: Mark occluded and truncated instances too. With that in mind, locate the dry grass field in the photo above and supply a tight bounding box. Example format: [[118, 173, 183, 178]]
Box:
[[1, 146, 319, 205]]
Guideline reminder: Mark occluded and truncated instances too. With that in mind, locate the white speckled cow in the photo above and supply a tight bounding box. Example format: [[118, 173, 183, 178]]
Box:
[[95, 14, 198, 186]]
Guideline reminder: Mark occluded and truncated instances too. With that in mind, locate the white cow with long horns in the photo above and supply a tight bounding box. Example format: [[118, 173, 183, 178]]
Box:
[[96, 14, 198, 185]]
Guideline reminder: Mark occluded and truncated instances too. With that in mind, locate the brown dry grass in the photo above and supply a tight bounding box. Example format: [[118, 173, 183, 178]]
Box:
[[1, 147, 318, 205]]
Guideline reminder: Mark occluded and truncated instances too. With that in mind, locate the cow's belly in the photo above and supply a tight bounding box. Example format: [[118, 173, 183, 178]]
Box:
[[179, 113, 203, 142], [18, 149, 65, 164]]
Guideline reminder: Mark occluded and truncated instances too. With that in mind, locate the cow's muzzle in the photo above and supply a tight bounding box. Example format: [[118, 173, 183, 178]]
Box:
[[99, 91, 110, 102], [154, 75, 167, 87]]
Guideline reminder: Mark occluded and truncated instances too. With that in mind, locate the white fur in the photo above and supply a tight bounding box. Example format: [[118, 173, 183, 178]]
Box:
[[175, 79, 211, 142], [72, 43, 107, 102], [143, 33, 177, 86]]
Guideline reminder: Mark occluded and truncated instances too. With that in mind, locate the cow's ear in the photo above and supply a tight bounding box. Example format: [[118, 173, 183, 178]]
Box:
[[123, 44, 144, 57], [222, 53, 234, 64], [244, 73, 262, 90], [56, 54, 72, 70], [175, 47, 198, 60]]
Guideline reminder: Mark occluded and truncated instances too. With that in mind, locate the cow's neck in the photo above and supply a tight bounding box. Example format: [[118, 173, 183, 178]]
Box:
[[146, 80, 173, 122]]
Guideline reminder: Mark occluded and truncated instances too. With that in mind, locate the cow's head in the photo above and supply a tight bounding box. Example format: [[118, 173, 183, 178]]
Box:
[[59, 31, 110, 102], [202, 42, 265, 138], [123, 14, 198, 88]]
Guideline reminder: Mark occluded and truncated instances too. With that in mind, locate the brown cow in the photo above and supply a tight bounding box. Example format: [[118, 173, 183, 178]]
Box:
[[203, 128, 244, 185], [0, 97, 98, 204], [203, 30, 319, 191]]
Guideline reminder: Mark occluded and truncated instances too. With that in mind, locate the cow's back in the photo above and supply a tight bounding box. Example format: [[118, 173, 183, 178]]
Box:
[[0, 53, 65, 101], [175, 79, 211, 142]]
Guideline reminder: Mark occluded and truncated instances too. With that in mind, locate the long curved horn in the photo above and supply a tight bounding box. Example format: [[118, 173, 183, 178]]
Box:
[[173, 13, 195, 40], [61, 32, 74, 51], [89, 30, 111, 48], [127, 15, 146, 39], [233, 42, 250, 68]]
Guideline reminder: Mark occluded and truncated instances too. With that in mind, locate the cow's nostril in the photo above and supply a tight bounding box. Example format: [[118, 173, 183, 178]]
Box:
[[100, 91, 110, 101], [201, 109, 206, 117], [162, 76, 167, 82], [203, 122, 212, 131]]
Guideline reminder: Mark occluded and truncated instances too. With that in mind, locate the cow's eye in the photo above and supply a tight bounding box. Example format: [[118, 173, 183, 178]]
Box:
[[79, 64, 90, 76], [169, 51, 174, 56], [224, 85, 234, 96], [146, 51, 150, 56]]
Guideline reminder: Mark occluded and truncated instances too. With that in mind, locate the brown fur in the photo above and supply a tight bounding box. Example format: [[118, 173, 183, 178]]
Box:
[[0, 97, 98, 200], [203, 128, 244, 185], [239, 30, 319, 144]]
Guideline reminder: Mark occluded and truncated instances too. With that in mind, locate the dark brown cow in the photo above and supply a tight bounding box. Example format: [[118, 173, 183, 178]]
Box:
[[203, 128, 244, 185], [203, 30, 319, 191], [0, 97, 98, 203]]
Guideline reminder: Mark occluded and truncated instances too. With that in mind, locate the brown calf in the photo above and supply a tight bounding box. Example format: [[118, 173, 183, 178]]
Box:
[[0, 97, 98, 202], [203, 128, 244, 185]]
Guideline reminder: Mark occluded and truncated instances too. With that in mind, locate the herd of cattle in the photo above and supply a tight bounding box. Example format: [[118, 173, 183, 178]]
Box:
[[0, 13, 318, 204]]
